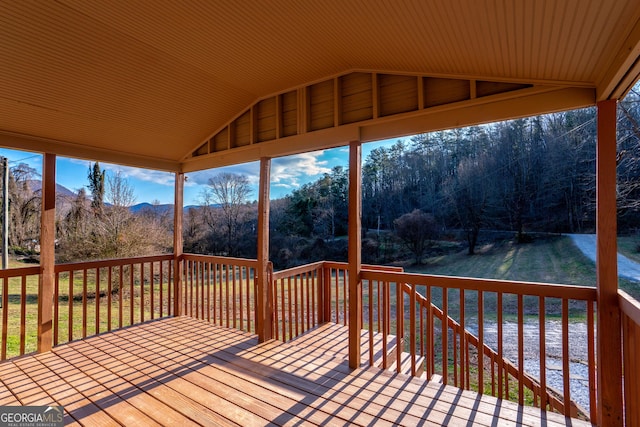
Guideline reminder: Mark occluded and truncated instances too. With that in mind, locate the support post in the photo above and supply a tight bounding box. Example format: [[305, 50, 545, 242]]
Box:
[[257, 157, 272, 342], [173, 172, 184, 317], [596, 99, 623, 425], [37, 153, 55, 353], [2, 157, 8, 270], [348, 140, 362, 369]]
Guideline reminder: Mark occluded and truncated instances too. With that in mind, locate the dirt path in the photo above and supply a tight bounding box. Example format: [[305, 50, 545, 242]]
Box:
[[569, 234, 640, 282]]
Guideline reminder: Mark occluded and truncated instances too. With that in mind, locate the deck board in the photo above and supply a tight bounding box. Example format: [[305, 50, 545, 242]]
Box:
[[0, 317, 591, 426]]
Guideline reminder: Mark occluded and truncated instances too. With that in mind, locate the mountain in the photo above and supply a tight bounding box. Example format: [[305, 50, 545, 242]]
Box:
[[26, 180, 76, 198], [129, 202, 174, 214]]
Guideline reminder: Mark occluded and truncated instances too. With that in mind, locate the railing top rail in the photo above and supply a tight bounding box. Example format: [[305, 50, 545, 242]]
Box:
[[54, 254, 174, 273], [0, 265, 42, 278], [272, 261, 325, 280], [182, 253, 258, 268], [362, 270, 597, 300], [322, 261, 404, 272], [619, 289, 640, 325]]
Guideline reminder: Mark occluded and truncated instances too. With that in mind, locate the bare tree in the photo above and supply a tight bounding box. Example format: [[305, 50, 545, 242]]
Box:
[[394, 209, 438, 264], [204, 173, 252, 256], [446, 154, 493, 255]]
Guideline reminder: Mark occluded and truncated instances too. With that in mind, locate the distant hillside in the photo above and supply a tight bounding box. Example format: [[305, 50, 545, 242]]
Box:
[[129, 202, 173, 214], [27, 180, 76, 198], [25, 179, 220, 213]]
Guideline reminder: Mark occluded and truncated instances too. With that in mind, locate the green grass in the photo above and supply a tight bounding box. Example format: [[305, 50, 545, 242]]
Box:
[[1, 260, 175, 359], [408, 235, 640, 300]]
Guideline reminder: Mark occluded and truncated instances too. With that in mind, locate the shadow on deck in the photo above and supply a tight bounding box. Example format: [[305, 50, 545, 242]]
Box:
[[0, 317, 590, 426]]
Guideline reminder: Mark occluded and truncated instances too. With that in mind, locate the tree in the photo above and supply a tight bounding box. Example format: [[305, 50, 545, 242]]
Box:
[[57, 171, 170, 261], [87, 162, 105, 215], [204, 173, 252, 256], [393, 210, 438, 264], [7, 163, 41, 251], [446, 154, 493, 255]]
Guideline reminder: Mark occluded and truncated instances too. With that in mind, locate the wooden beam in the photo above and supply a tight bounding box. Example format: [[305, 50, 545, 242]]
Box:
[[173, 172, 184, 317], [348, 140, 362, 369], [182, 86, 594, 173], [596, 99, 623, 426], [597, 17, 640, 101], [37, 153, 55, 353], [257, 157, 272, 342], [0, 130, 180, 173]]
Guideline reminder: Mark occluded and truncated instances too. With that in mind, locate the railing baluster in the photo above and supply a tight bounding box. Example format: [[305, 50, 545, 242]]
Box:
[[225, 264, 230, 328], [82, 269, 87, 339], [497, 292, 503, 398], [107, 267, 112, 331], [343, 269, 347, 326], [382, 280, 388, 369], [368, 279, 374, 366], [562, 298, 570, 416], [410, 283, 416, 376], [150, 261, 155, 320], [68, 272, 74, 342], [129, 264, 135, 326], [232, 265, 237, 329], [118, 265, 123, 329], [442, 286, 448, 385], [460, 289, 465, 389], [19, 276, 26, 355], [54, 274, 59, 346], [306, 271, 311, 331], [159, 261, 164, 318], [140, 262, 145, 323], [427, 285, 433, 378], [518, 294, 524, 405], [539, 296, 547, 409], [396, 281, 403, 374], [238, 265, 243, 330], [1, 277, 8, 359], [95, 267, 100, 335], [288, 276, 293, 340], [478, 290, 484, 394], [587, 300, 596, 421]]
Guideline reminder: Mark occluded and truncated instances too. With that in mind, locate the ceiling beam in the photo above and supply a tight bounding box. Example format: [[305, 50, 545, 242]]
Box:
[[0, 131, 181, 172], [597, 16, 640, 100]]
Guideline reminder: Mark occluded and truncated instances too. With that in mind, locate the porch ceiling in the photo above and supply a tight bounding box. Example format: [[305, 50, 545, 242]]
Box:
[[1, 1, 640, 172]]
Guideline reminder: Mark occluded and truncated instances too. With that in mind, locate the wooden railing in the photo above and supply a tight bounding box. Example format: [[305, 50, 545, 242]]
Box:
[[270, 261, 393, 341], [620, 289, 640, 426], [181, 254, 258, 334], [54, 255, 175, 346], [360, 270, 597, 420], [0, 265, 42, 360], [271, 261, 325, 341], [5, 253, 640, 425]]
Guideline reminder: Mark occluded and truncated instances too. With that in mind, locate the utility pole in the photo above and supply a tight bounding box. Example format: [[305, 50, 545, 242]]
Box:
[[2, 157, 8, 270]]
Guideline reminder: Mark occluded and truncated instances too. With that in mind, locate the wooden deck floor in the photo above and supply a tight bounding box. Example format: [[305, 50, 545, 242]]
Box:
[[0, 317, 591, 426]]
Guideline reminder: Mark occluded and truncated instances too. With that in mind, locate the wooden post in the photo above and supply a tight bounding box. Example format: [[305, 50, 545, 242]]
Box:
[[596, 99, 623, 426], [348, 140, 362, 369], [173, 172, 184, 317], [257, 157, 272, 342], [37, 153, 55, 353]]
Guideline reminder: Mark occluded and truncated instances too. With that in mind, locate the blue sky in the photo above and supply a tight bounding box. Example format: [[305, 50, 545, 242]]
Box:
[[0, 139, 399, 206]]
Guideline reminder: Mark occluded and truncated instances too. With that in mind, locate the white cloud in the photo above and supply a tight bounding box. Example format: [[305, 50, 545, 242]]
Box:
[[271, 151, 331, 189], [186, 162, 260, 187], [67, 158, 175, 186]]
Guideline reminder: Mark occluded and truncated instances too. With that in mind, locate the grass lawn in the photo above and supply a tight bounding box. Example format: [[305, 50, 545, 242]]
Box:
[[408, 235, 640, 300], [1, 260, 174, 359]]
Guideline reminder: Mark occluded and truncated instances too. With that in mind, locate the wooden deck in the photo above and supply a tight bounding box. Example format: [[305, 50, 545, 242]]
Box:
[[0, 317, 591, 426]]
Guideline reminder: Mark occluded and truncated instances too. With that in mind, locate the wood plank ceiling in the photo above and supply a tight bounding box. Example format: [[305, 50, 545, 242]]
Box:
[[1, 1, 639, 172]]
